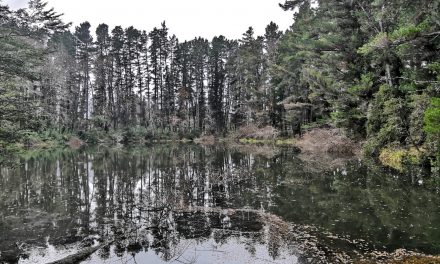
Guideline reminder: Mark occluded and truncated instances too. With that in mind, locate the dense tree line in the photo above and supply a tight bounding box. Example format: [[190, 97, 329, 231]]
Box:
[[275, 0, 440, 169], [0, 1, 286, 137], [0, 0, 439, 168]]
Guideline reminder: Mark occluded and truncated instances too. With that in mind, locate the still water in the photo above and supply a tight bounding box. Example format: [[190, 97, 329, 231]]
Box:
[[0, 144, 439, 263]]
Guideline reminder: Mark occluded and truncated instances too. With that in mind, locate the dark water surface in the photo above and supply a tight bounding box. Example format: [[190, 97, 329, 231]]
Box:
[[0, 144, 439, 263]]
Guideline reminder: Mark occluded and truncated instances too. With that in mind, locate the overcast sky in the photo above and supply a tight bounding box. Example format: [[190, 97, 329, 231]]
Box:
[[5, 0, 294, 41]]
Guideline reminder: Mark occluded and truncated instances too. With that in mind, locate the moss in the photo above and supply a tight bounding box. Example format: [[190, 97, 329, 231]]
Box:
[[379, 147, 425, 172], [239, 138, 270, 144], [275, 138, 296, 145], [379, 148, 407, 172]]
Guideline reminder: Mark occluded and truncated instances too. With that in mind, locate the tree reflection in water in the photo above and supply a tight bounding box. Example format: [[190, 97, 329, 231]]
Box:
[[0, 144, 439, 263]]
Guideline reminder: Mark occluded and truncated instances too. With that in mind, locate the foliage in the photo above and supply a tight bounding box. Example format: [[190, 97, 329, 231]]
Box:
[[364, 85, 407, 156], [379, 147, 424, 172], [0, 0, 439, 176], [79, 129, 106, 144], [424, 97, 440, 172], [424, 98, 440, 135]]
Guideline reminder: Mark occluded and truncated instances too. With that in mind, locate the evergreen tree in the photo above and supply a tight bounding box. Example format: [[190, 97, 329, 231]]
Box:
[[138, 30, 149, 126], [263, 22, 283, 127], [94, 23, 111, 128], [191, 37, 209, 131], [124, 26, 141, 125], [110, 26, 124, 128], [237, 27, 265, 125], [0, 0, 69, 146], [149, 27, 161, 126], [74, 22, 93, 124], [208, 36, 228, 133]]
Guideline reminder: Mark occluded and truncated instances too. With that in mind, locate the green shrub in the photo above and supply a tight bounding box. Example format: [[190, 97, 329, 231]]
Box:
[[379, 147, 426, 172], [177, 129, 201, 140], [424, 97, 440, 171], [424, 98, 440, 135], [79, 129, 106, 144], [365, 85, 407, 156], [123, 126, 149, 143]]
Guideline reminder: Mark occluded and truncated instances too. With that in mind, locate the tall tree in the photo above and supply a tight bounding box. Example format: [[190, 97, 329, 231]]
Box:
[[110, 26, 124, 128], [191, 37, 209, 131], [208, 36, 227, 132], [94, 23, 111, 128], [74, 22, 93, 124], [124, 26, 141, 126], [263, 22, 283, 127], [237, 27, 265, 125]]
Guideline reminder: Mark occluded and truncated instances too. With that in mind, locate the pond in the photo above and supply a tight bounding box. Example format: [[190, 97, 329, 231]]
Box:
[[0, 144, 439, 263]]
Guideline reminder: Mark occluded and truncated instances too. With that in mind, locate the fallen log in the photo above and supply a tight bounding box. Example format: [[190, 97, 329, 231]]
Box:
[[46, 241, 112, 264]]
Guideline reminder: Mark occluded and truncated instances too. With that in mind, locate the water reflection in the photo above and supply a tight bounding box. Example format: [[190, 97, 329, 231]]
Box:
[[0, 144, 439, 263]]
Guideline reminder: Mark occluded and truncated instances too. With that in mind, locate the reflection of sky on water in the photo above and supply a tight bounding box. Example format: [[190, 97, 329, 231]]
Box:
[[1, 144, 439, 263], [24, 236, 298, 264]]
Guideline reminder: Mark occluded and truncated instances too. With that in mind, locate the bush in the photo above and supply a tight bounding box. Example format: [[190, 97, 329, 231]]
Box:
[[233, 125, 279, 140], [379, 147, 426, 172], [91, 115, 109, 129], [18, 130, 41, 146], [79, 129, 106, 144], [123, 126, 150, 143], [424, 97, 440, 171], [108, 130, 124, 143], [0, 120, 20, 142], [365, 85, 407, 156], [177, 129, 201, 140]]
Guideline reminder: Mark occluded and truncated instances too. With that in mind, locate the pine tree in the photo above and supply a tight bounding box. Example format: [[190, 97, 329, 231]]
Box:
[[110, 26, 124, 128], [263, 22, 283, 127], [0, 0, 70, 144], [149, 27, 161, 127], [124, 26, 141, 126], [94, 23, 111, 128], [138, 30, 149, 127], [191, 37, 209, 131], [208, 36, 227, 132], [225, 39, 240, 130], [237, 27, 265, 125], [74, 22, 94, 125]]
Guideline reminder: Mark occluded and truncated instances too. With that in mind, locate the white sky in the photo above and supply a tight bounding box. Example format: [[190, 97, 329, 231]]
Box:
[[5, 0, 294, 41]]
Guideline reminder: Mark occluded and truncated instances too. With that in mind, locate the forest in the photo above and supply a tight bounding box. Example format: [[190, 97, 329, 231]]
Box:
[[0, 0, 439, 172], [2, 1, 440, 263]]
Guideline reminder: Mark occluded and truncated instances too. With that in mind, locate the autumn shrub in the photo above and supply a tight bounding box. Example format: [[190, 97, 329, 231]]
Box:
[[233, 125, 279, 140]]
